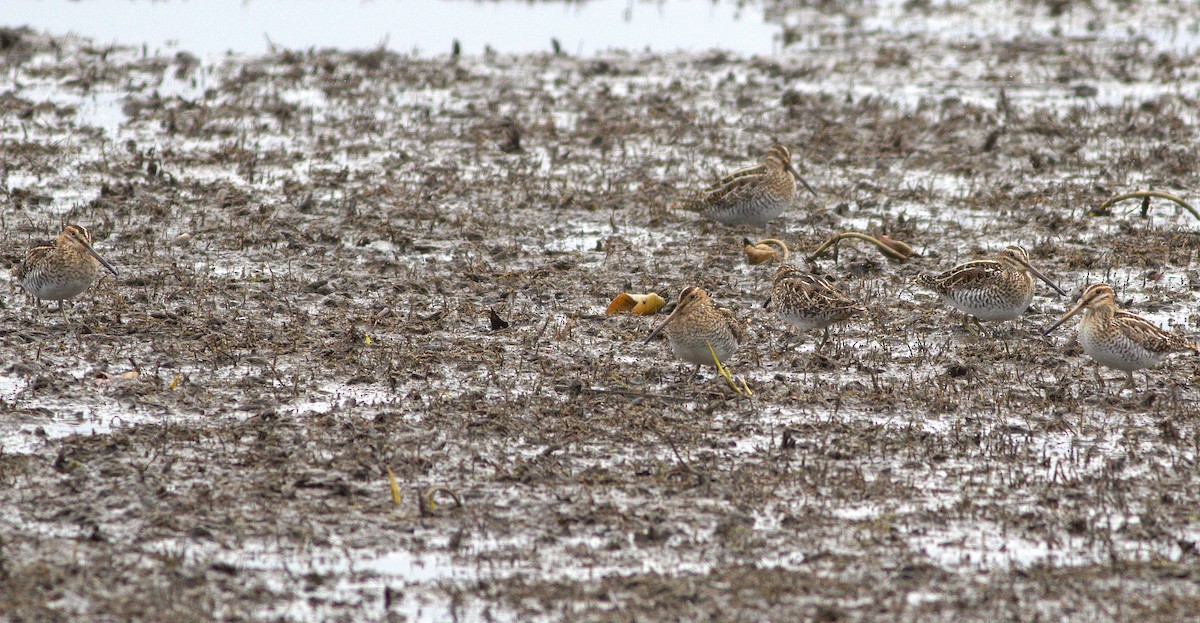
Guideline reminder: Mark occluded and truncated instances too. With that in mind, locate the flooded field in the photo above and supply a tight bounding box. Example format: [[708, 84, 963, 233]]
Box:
[[1, 0, 1199, 621]]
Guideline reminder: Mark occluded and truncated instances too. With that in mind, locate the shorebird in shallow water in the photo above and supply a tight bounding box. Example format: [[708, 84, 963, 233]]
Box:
[[680, 144, 818, 226], [14, 224, 118, 319], [765, 264, 864, 348], [644, 286, 744, 377], [1043, 283, 1197, 390], [914, 245, 1066, 331]]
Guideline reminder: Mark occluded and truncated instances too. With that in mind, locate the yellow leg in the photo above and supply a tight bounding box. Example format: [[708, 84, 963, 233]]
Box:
[[706, 341, 751, 396]]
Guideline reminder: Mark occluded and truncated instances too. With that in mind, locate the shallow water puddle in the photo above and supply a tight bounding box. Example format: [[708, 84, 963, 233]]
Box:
[[0, 376, 122, 455], [864, 0, 1200, 53], [291, 382, 401, 414], [913, 514, 1186, 570], [542, 220, 666, 255], [160, 516, 718, 622], [0, 0, 777, 59], [2, 3, 1199, 617]]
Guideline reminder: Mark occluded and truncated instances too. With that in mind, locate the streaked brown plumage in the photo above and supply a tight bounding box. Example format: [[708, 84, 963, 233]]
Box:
[[765, 264, 864, 346], [643, 286, 744, 375], [914, 246, 1066, 326], [681, 144, 817, 226], [14, 224, 118, 316], [1043, 283, 1197, 390]]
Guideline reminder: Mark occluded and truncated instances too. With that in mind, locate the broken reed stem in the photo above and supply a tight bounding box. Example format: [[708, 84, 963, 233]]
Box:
[[1092, 190, 1199, 221], [806, 231, 911, 262]]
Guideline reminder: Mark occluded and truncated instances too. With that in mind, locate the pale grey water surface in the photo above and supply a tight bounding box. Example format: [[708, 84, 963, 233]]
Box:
[[0, 0, 778, 57], [2, 2, 1200, 621]]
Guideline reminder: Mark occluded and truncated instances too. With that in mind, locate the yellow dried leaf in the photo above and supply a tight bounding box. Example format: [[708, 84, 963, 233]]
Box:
[[606, 292, 636, 315], [120, 371, 140, 380], [630, 293, 666, 315], [606, 292, 666, 315], [744, 244, 779, 264], [743, 238, 789, 265], [387, 467, 401, 505]]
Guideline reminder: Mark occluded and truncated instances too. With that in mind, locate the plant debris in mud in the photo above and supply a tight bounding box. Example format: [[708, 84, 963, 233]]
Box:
[[1, 2, 1200, 620]]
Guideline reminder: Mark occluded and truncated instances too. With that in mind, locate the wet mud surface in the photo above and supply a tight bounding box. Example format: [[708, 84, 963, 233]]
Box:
[[2, 1, 1200, 620]]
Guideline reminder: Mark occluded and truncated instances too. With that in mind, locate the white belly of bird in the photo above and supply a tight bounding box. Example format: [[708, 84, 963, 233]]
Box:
[[1079, 323, 1166, 372], [706, 188, 790, 226], [23, 274, 95, 301], [780, 311, 828, 333], [669, 331, 736, 367], [942, 288, 1031, 321]]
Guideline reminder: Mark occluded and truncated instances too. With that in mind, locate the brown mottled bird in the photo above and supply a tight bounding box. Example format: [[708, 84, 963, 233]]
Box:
[[914, 245, 1065, 330], [765, 264, 865, 348], [681, 144, 817, 226], [1043, 283, 1197, 390], [14, 224, 118, 318], [644, 286, 744, 377]]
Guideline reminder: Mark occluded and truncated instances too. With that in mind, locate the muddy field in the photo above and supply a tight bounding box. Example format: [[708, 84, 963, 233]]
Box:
[[2, 1, 1200, 621]]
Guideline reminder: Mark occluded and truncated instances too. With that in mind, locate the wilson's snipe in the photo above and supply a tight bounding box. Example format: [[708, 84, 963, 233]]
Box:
[[644, 286, 745, 376], [14, 224, 118, 317], [681, 144, 817, 226], [765, 265, 864, 347], [1043, 283, 1197, 390], [914, 245, 1066, 329]]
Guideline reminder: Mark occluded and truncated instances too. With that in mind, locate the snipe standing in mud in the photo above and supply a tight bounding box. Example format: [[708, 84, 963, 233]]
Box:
[[914, 245, 1066, 331], [1043, 283, 1198, 390], [644, 286, 745, 378], [14, 224, 118, 320], [680, 144, 818, 226], [765, 264, 865, 349]]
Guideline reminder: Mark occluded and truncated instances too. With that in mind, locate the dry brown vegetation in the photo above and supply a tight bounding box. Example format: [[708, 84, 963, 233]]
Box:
[[1, 1, 1199, 620]]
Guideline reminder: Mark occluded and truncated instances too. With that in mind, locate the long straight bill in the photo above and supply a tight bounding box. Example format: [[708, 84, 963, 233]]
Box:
[[643, 307, 682, 344], [1020, 260, 1066, 297], [786, 163, 818, 198], [84, 243, 119, 276], [1042, 300, 1088, 336]]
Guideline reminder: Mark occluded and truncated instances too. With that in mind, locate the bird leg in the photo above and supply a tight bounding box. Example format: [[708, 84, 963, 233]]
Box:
[[56, 300, 78, 326], [960, 313, 984, 336], [1121, 371, 1136, 392], [817, 327, 831, 352]]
